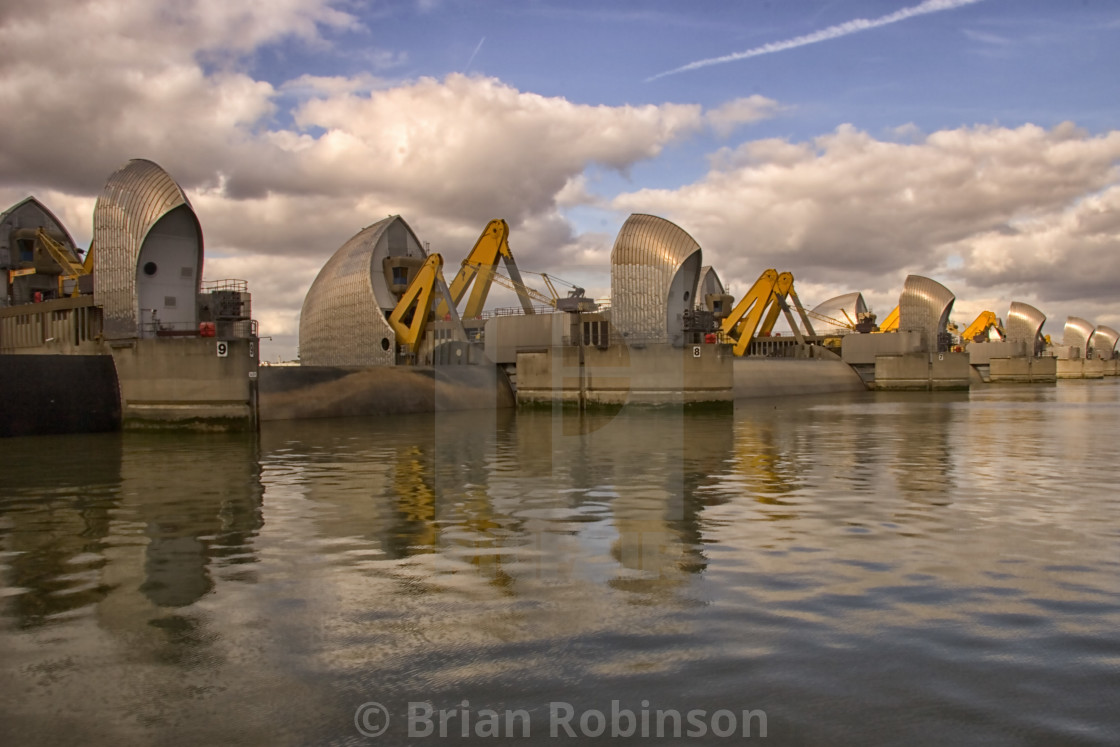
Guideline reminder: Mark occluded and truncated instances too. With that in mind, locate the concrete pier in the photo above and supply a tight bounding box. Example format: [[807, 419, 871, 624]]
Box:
[[874, 352, 971, 391], [733, 356, 866, 399], [1056, 358, 1106, 379], [108, 337, 259, 430], [515, 341, 733, 407], [968, 340, 1057, 384], [989, 355, 1058, 383]]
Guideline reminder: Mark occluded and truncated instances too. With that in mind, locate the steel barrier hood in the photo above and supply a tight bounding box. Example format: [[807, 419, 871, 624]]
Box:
[[610, 214, 702, 346], [1064, 317, 1095, 358], [299, 215, 426, 366], [897, 275, 955, 352]]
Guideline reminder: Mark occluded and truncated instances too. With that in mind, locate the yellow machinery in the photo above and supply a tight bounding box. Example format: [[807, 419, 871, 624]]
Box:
[[436, 219, 535, 319], [875, 305, 900, 333], [960, 310, 1003, 344], [5, 228, 90, 299], [757, 271, 817, 340], [721, 269, 824, 356], [388, 253, 456, 351], [435, 218, 595, 319], [37, 228, 88, 297], [720, 269, 779, 356]]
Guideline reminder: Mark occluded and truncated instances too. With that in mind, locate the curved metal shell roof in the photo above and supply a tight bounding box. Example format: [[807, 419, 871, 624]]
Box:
[[610, 214, 702, 345], [810, 292, 868, 335], [299, 215, 425, 366], [1064, 317, 1094, 356], [898, 275, 955, 351], [695, 265, 724, 299], [0, 196, 79, 256], [1005, 301, 1046, 345], [92, 159, 200, 338], [1091, 325, 1118, 358]]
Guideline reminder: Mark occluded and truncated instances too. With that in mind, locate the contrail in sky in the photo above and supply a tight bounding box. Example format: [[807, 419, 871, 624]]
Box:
[[646, 0, 984, 82], [464, 37, 486, 73]]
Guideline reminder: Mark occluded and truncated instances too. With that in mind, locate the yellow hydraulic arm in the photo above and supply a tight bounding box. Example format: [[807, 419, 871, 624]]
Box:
[[721, 269, 779, 356], [35, 228, 89, 297], [388, 253, 448, 350], [961, 310, 1003, 343], [436, 219, 535, 319], [875, 305, 900, 333], [758, 271, 795, 337]]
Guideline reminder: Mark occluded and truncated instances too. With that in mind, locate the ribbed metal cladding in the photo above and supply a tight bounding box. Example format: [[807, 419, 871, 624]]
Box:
[[897, 275, 955, 352], [810, 292, 867, 334], [92, 159, 199, 339], [610, 214, 702, 344], [1091, 326, 1119, 359], [299, 216, 423, 366], [1090, 325, 1119, 359], [1005, 301, 1046, 346], [1064, 317, 1095, 358]]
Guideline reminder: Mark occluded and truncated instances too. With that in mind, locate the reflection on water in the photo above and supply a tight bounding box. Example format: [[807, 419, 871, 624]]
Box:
[[3, 382, 1120, 745]]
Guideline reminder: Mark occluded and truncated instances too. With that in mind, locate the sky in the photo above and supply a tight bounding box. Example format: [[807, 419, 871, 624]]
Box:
[[2, 0, 1119, 361]]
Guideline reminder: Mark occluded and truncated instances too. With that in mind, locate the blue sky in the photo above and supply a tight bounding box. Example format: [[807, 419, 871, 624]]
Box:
[[2, 0, 1119, 360]]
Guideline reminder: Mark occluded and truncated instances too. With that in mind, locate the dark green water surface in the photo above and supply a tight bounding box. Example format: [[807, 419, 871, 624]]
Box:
[[2, 381, 1119, 745]]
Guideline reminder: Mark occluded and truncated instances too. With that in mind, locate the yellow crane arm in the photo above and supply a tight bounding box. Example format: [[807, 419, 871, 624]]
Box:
[[35, 228, 85, 277], [388, 253, 445, 349], [758, 271, 795, 337], [721, 269, 779, 356], [961, 310, 1002, 343], [875, 305, 900, 333], [35, 228, 89, 298], [435, 219, 536, 319], [82, 240, 95, 274]]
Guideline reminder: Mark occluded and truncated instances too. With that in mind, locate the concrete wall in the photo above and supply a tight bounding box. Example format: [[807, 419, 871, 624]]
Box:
[[108, 337, 258, 430], [258, 363, 514, 421], [1055, 358, 1105, 379], [516, 341, 733, 407], [968, 340, 1028, 366], [874, 351, 971, 390], [483, 313, 568, 364], [989, 356, 1057, 383], [733, 357, 867, 399], [841, 331, 923, 365]]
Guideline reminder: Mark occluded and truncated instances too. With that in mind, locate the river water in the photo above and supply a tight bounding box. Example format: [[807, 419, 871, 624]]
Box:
[[2, 381, 1119, 746]]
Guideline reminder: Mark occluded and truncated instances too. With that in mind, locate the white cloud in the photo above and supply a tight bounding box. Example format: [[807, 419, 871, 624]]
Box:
[[612, 122, 1120, 335], [3, 0, 1119, 354], [704, 96, 785, 138]]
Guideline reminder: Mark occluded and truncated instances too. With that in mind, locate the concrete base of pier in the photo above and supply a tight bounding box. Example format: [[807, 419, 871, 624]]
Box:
[[515, 341, 733, 407], [989, 356, 1058, 383], [108, 337, 259, 430], [874, 352, 971, 391], [1057, 358, 1106, 379]]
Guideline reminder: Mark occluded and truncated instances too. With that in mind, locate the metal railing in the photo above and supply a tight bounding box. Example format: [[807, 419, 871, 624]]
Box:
[[144, 319, 258, 339], [201, 278, 249, 292]]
